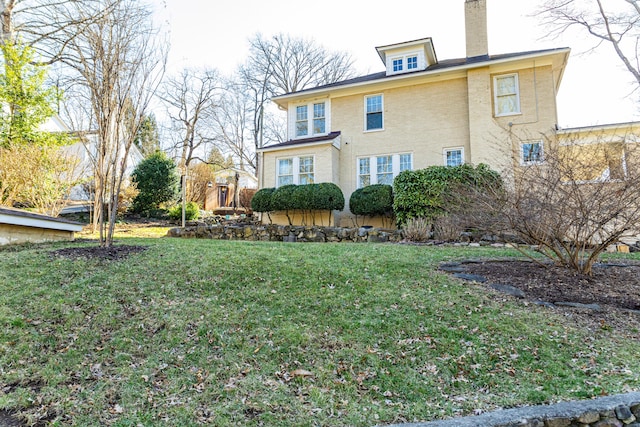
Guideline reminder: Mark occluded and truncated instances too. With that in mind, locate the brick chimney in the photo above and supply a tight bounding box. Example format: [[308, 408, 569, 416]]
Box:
[[465, 0, 488, 58]]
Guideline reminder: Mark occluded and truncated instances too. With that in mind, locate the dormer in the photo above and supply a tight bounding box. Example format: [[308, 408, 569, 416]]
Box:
[[375, 38, 438, 76]]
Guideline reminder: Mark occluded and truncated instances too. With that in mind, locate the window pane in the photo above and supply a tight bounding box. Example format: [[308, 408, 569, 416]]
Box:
[[377, 156, 393, 185], [407, 56, 418, 69], [358, 158, 370, 188], [497, 76, 516, 95], [366, 112, 382, 130], [278, 175, 293, 186], [400, 153, 412, 171], [393, 58, 403, 72], [522, 142, 542, 163], [367, 95, 382, 113], [278, 159, 293, 175], [299, 156, 314, 184], [446, 149, 462, 167], [296, 105, 308, 137]]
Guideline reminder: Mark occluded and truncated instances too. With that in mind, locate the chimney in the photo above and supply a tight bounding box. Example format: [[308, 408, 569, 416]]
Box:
[[465, 0, 488, 58]]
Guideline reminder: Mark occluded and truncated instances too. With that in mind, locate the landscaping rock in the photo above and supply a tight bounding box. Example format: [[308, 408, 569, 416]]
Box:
[[489, 283, 526, 298], [554, 302, 601, 311], [614, 405, 635, 424], [453, 273, 487, 283]]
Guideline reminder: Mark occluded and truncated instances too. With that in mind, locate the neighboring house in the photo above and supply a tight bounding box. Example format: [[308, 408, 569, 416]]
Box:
[[60, 130, 144, 212], [0, 206, 83, 246], [203, 168, 258, 213], [258, 0, 637, 227]]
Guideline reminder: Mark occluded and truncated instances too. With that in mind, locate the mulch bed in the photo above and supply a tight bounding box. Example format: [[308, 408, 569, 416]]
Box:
[[50, 244, 148, 261], [444, 259, 640, 337]]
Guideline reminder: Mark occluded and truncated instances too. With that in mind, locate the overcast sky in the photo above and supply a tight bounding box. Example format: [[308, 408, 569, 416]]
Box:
[[155, 0, 639, 128]]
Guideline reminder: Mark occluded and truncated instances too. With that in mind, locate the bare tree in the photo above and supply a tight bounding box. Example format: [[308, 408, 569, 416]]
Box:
[[56, 0, 166, 246], [158, 67, 219, 227], [238, 33, 356, 175], [538, 0, 640, 89]]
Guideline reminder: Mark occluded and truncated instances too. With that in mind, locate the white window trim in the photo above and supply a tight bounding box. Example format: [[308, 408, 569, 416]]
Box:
[[443, 147, 465, 167], [276, 155, 315, 187], [494, 73, 521, 117], [291, 101, 330, 140], [388, 53, 420, 75], [520, 140, 544, 166], [364, 94, 384, 132], [356, 153, 413, 188]]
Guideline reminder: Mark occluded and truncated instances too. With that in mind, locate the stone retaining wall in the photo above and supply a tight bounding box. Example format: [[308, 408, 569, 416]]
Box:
[[383, 392, 640, 427], [167, 223, 404, 243]]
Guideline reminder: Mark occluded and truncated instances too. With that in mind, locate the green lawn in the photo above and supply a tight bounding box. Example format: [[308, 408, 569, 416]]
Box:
[[0, 237, 639, 426]]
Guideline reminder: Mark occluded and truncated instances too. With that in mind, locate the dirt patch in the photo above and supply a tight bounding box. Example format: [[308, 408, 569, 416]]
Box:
[[50, 244, 148, 261], [445, 259, 640, 337]]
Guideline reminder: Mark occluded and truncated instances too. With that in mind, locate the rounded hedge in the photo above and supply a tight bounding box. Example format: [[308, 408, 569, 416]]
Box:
[[252, 183, 344, 212], [251, 187, 275, 212], [349, 184, 393, 217]]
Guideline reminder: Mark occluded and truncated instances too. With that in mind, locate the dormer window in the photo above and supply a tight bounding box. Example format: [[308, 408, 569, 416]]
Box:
[[392, 58, 403, 72]]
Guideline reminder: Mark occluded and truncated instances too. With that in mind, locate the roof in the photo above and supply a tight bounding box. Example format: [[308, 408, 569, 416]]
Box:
[[258, 131, 341, 152], [272, 47, 570, 106], [0, 207, 84, 232]]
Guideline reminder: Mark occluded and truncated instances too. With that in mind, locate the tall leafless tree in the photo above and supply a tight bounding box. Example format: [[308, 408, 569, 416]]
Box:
[[55, 0, 166, 246], [238, 33, 356, 176], [158, 67, 219, 227], [538, 0, 640, 89]]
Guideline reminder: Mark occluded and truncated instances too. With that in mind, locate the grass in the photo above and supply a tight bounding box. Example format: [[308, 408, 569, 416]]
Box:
[[0, 235, 639, 426]]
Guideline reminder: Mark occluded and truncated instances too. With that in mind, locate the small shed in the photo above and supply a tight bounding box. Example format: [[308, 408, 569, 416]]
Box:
[[0, 207, 84, 246]]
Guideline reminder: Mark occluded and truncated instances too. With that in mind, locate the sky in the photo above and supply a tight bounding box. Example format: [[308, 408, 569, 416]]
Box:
[[155, 0, 639, 129]]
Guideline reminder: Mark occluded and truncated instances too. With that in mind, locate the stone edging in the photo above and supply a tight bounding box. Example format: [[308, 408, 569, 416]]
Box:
[[380, 392, 640, 427]]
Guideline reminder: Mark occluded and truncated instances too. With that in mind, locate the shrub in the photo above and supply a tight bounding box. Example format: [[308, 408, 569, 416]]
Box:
[[316, 183, 345, 211], [168, 201, 200, 221], [402, 217, 431, 242], [251, 187, 275, 213], [393, 164, 501, 226], [349, 184, 393, 216], [432, 215, 464, 241], [131, 151, 180, 214]]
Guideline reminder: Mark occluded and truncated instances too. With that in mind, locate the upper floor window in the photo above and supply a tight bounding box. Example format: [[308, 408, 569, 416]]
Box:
[[392, 58, 403, 72], [313, 103, 325, 134], [357, 153, 412, 188], [521, 141, 543, 165], [277, 156, 315, 187], [293, 101, 327, 139], [494, 73, 520, 116], [296, 106, 308, 137], [407, 56, 418, 70], [365, 94, 383, 131], [444, 147, 464, 167]]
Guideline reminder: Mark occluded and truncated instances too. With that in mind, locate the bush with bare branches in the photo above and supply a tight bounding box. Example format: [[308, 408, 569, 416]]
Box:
[[458, 134, 640, 275]]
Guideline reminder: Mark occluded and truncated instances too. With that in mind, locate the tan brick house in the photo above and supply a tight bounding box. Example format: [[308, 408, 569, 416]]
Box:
[[257, 0, 572, 226]]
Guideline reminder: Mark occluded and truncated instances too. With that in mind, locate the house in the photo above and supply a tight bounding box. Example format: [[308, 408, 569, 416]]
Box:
[[0, 206, 83, 246], [202, 168, 258, 213], [257, 0, 574, 227]]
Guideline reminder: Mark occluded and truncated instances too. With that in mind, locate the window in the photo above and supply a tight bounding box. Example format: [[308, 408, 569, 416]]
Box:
[[358, 158, 371, 188], [444, 148, 464, 167], [357, 153, 412, 188], [392, 58, 403, 72], [313, 103, 325, 134], [365, 94, 383, 131], [299, 156, 314, 184], [399, 153, 413, 172], [407, 56, 418, 70], [277, 156, 315, 187], [277, 158, 294, 186], [296, 106, 308, 137], [377, 156, 393, 185], [521, 141, 543, 164], [494, 74, 520, 116]]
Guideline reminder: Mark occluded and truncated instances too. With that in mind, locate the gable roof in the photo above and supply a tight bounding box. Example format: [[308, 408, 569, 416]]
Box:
[[272, 47, 570, 107]]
